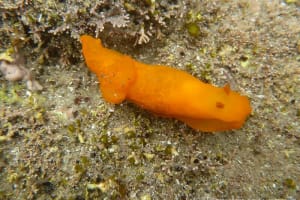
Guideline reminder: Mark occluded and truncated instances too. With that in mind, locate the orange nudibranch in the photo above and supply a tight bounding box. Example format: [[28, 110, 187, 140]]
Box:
[[80, 35, 251, 132]]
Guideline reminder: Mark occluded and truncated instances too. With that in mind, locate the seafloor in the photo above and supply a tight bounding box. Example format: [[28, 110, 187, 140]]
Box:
[[0, 0, 299, 199]]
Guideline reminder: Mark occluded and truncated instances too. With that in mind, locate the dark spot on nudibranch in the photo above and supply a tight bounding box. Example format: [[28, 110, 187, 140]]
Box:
[[216, 102, 224, 109]]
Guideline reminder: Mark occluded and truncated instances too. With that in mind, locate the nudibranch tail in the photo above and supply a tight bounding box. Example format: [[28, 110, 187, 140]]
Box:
[[80, 35, 136, 104], [80, 35, 103, 73]]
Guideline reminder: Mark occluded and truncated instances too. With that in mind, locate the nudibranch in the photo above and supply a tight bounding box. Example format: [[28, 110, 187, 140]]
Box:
[[80, 35, 251, 132]]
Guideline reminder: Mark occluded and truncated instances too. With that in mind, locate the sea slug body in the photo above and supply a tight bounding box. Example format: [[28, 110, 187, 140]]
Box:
[[80, 35, 251, 132]]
